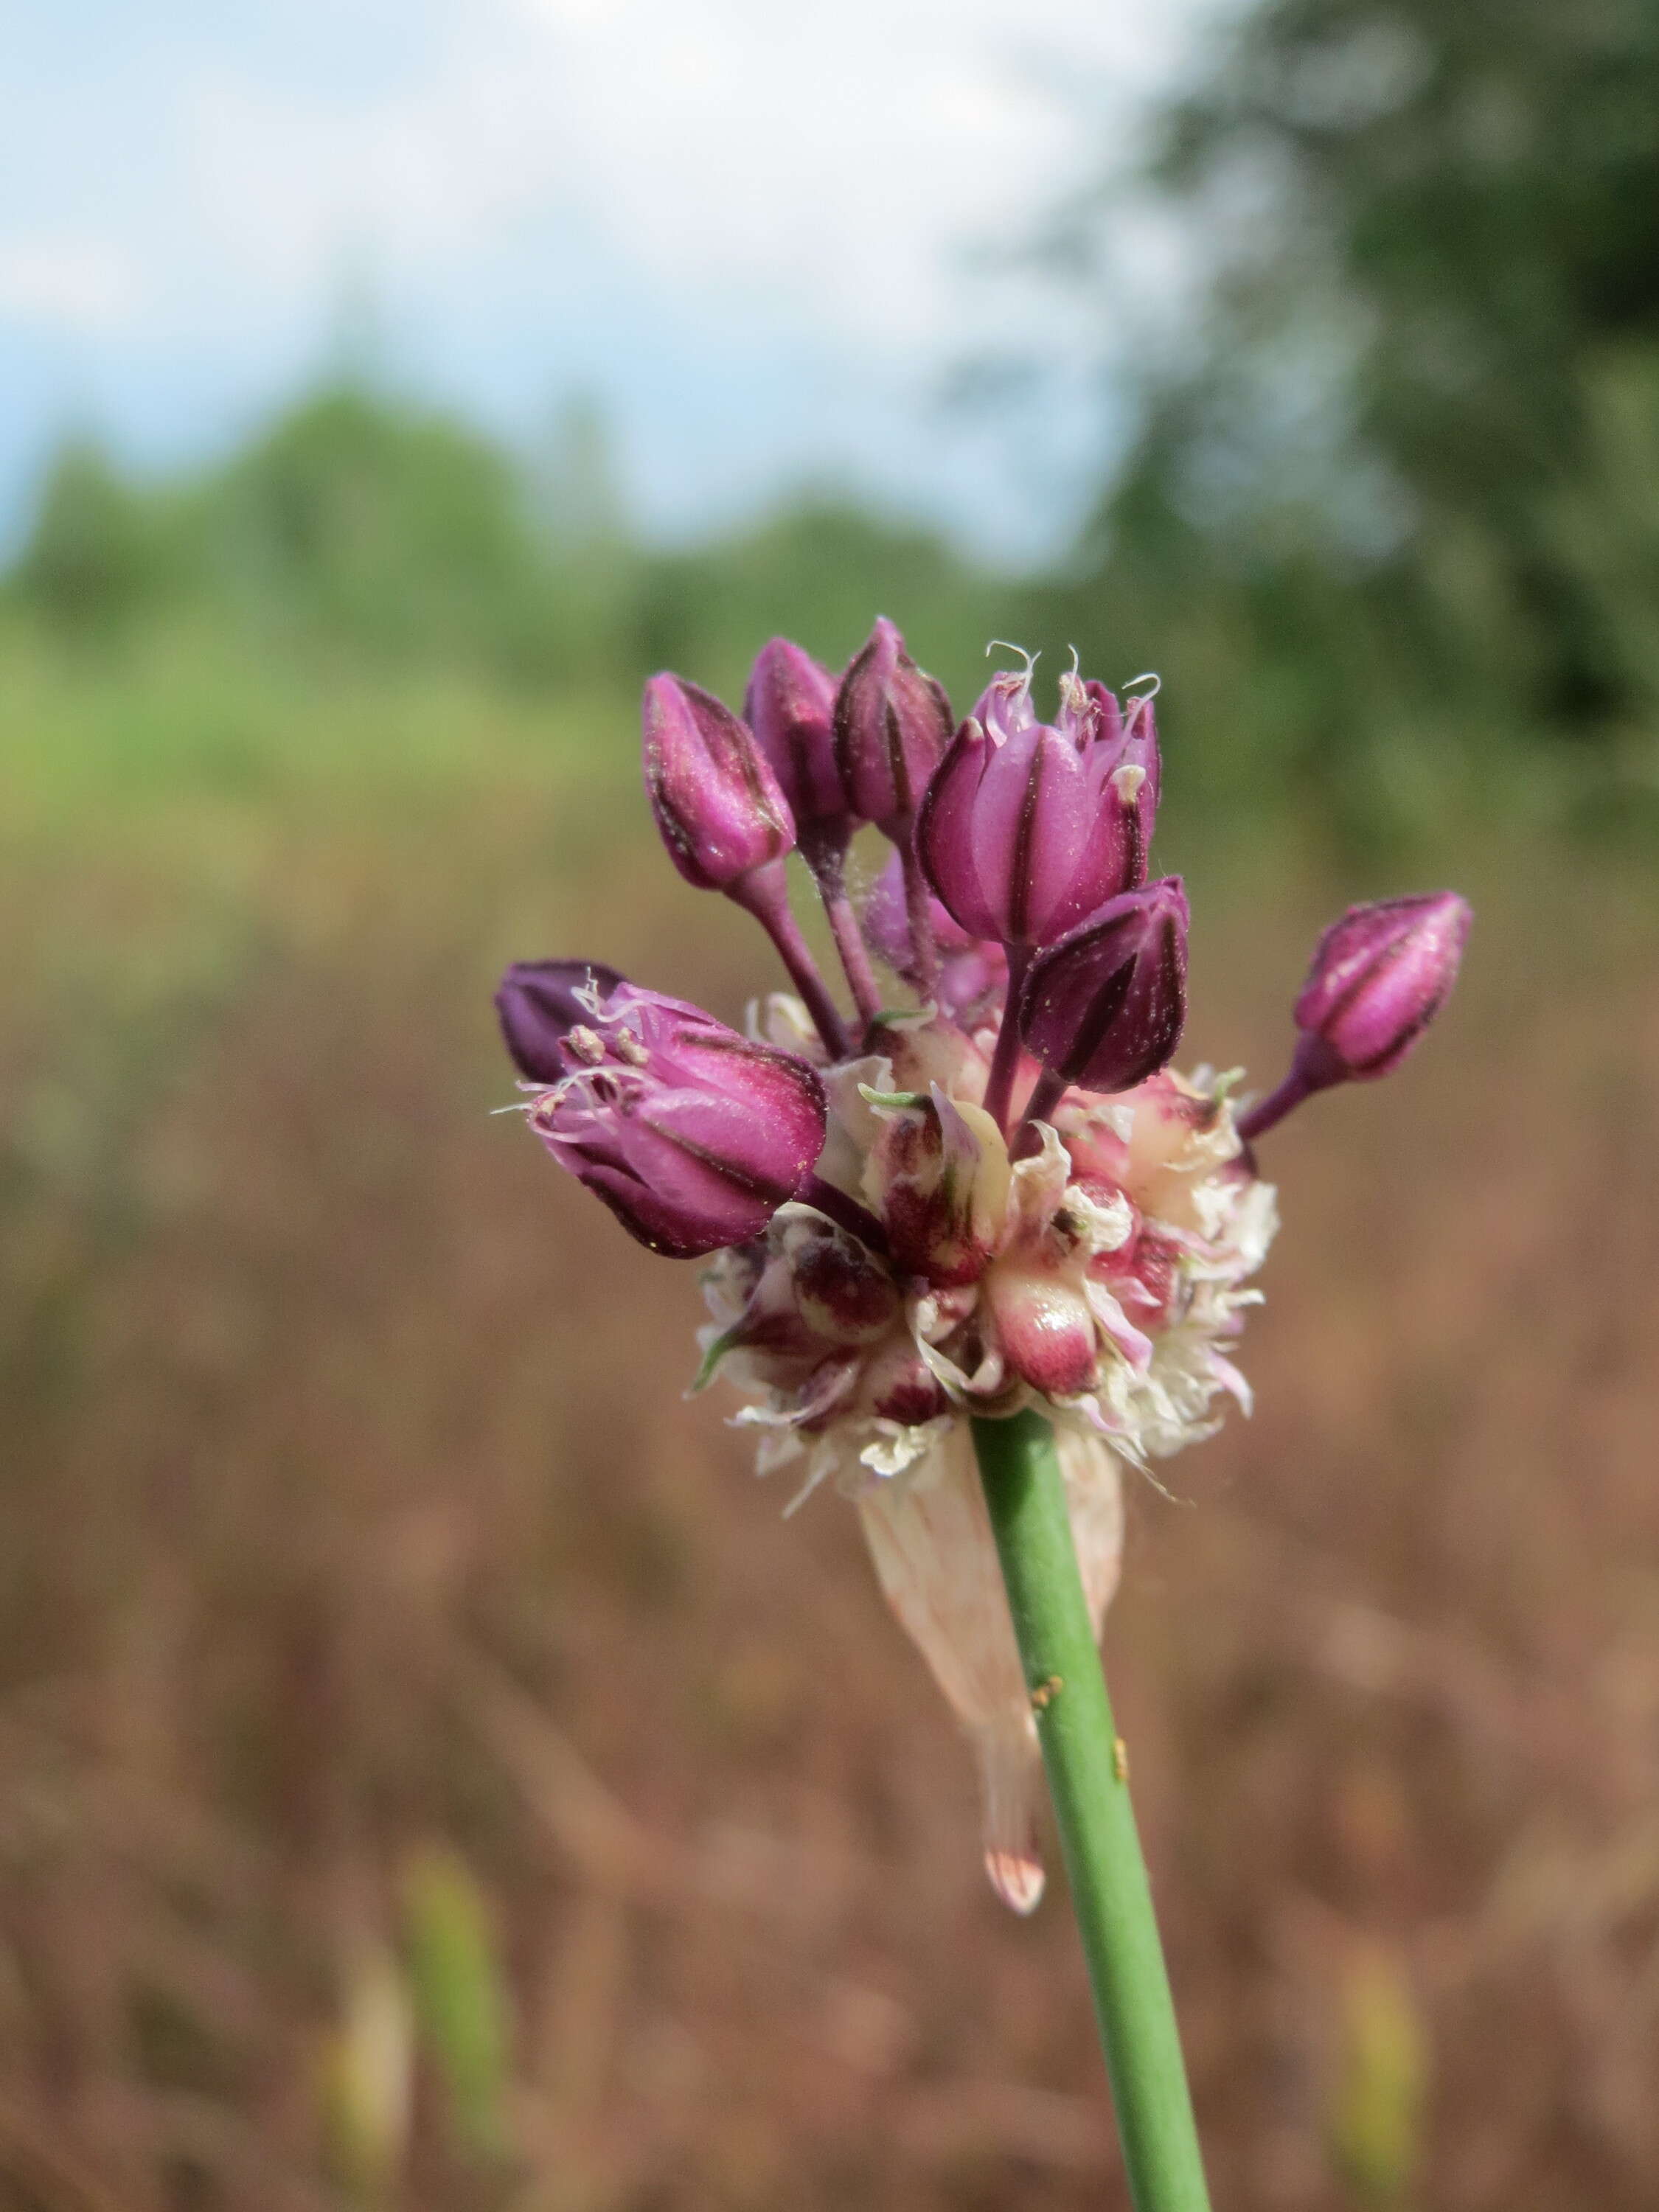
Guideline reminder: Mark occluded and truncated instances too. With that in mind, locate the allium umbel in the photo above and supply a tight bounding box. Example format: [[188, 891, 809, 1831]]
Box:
[[498, 637, 1470, 1910]]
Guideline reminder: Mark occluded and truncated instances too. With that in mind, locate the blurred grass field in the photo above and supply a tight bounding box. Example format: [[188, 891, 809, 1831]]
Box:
[[3, 610, 1658, 2210]]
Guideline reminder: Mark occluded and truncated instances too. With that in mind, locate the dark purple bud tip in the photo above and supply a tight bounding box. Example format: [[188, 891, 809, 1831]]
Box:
[[497, 959, 627, 1083], [744, 637, 847, 836], [516, 973, 828, 1259], [1019, 877, 1190, 1095], [832, 616, 953, 835], [643, 672, 796, 892], [1295, 891, 1472, 1082]]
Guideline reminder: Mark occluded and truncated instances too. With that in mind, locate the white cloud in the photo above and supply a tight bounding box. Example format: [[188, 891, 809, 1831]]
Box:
[[0, 238, 144, 333], [0, 0, 1226, 551], [163, 0, 1200, 360]]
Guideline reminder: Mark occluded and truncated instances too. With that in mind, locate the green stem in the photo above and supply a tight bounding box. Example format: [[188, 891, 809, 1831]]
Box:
[[972, 1409, 1212, 2212]]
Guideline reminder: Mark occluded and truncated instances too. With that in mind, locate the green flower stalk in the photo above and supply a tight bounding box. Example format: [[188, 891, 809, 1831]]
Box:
[[974, 1408, 1210, 2210]]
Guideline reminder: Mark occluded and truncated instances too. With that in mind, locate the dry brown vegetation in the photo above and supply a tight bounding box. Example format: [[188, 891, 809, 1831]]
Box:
[[2, 667, 1657, 2209]]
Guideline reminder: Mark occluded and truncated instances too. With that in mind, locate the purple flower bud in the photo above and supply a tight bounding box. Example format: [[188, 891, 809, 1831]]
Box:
[[1019, 878, 1190, 1095], [1293, 892, 1472, 1082], [496, 959, 626, 1084], [863, 848, 1008, 1021], [511, 970, 827, 1259], [744, 637, 847, 837], [642, 672, 795, 892], [832, 616, 953, 835], [863, 847, 975, 972], [915, 662, 1163, 950], [1237, 892, 1472, 1143]]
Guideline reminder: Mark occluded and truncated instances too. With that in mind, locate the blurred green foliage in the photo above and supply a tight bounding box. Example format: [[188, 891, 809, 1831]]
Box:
[[1047, 0, 1659, 849], [400, 1846, 514, 2164], [1327, 1944, 1428, 2208], [15, 435, 165, 631], [5, 381, 1008, 720]]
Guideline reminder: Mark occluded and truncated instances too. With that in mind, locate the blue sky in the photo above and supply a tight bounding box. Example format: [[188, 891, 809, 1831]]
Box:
[[0, 0, 1216, 564]]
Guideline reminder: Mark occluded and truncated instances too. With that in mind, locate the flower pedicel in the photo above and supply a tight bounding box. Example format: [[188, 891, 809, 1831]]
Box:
[[498, 627, 1471, 1911]]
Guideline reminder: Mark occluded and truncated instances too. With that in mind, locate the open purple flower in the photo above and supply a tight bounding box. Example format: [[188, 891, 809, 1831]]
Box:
[[506, 964, 827, 1259], [915, 661, 1161, 953], [1082, 679, 1160, 893]]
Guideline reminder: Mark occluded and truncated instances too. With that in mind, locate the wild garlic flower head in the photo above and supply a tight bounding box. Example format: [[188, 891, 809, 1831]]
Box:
[[498, 625, 1469, 1909]]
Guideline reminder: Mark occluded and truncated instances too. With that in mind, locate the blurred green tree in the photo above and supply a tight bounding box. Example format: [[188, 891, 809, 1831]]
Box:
[[2, 385, 1009, 717], [1045, 0, 1659, 844], [13, 434, 162, 634], [635, 495, 1007, 704], [197, 381, 557, 667]]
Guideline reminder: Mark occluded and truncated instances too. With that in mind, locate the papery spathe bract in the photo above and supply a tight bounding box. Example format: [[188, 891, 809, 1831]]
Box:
[[857, 1422, 1124, 1913]]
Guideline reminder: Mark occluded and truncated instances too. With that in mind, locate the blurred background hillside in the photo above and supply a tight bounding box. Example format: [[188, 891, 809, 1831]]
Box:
[[3, 1, 1658, 2206]]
